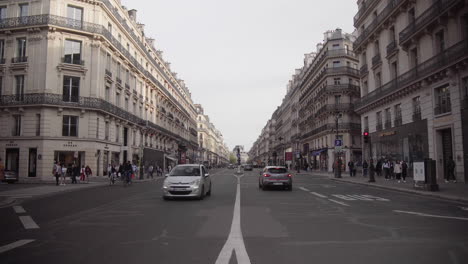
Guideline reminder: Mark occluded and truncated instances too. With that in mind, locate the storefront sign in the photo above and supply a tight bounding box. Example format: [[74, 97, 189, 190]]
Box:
[[6, 143, 18, 147], [413, 162, 425, 181], [63, 141, 78, 148], [379, 131, 396, 137]]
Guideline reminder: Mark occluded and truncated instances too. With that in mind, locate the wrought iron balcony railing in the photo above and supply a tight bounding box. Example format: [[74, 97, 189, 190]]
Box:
[[301, 123, 361, 139], [355, 39, 468, 111], [61, 57, 84, 65], [315, 103, 354, 118], [434, 102, 452, 115], [0, 93, 197, 145], [399, 0, 461, 46], [372, 53, 382, 68], [386, 41, 397, 57], [353, 0, 379, 26], [11, 56, 27, 63]]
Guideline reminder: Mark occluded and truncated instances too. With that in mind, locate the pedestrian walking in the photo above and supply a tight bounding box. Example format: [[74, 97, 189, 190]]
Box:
[[446, 157, 457, 183], [80, 165, 86, 182], [85, 165, 92, 183], [60, 163, 67, 185], [362, 160, 368, 177], [53, 161, 61, 186], [390, 160, 395, 180], [401, 160, 408, 183], [148, 164, 154, 179], [71, 164, 79, 184], [368, 159, 376, 182], [348, 160, 355, 177], [376, 159, 383, 177], [394, 160, 402, 182], [383, 160, 390, 180]]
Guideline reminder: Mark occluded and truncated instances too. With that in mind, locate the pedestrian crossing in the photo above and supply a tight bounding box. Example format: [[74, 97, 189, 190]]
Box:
[[299, 186, 390, 205]]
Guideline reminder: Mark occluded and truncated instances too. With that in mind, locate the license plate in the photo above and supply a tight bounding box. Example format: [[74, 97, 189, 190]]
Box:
[[273, 182, 283, 185]]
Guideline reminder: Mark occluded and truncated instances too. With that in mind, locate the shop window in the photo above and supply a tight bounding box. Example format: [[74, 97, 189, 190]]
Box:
[[63, 76, 79, 102], [62, 115, 78, 137], [434, 85, 451, 115], [12, 114, 21, 136], [64, 40, 82, 65]]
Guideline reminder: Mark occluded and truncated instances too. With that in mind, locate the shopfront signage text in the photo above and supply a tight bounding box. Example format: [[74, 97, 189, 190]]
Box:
[[379, 131, 396, 137], [63, 141, 78, 148]]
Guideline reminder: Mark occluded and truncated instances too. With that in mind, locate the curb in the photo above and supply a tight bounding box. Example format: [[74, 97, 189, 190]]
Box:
[[329, 178, 468, 204]]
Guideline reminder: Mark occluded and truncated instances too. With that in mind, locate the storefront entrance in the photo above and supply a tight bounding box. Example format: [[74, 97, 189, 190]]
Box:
[[5, 148, 19, 174], [28, 148, 37, 177], [54, 151, 84, 170]]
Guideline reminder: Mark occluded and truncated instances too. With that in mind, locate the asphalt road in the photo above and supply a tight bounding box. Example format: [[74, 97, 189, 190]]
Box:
[[1, 168, 468, 264]]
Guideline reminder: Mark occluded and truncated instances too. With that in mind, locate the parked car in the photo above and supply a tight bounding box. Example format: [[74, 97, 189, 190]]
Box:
[[3, 170, 18, 183], [258, 166, 292, 190], [244, 164, 253, 171], [162, 164, 212, 200]]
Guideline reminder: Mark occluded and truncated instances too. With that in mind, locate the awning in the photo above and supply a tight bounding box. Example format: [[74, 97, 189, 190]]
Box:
[[164, 155, 178, 162], [311, 149, 327, 156]]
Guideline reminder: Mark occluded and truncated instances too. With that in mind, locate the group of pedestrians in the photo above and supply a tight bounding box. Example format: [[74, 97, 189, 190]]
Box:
[[146, 164, 163, 179], [107, 161, 137, 184], [347, 159, 408, 183], [52, 161, 92, 186]]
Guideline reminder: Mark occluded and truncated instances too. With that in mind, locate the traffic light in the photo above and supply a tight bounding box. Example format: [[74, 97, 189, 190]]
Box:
[[363, 131, 369, 143]]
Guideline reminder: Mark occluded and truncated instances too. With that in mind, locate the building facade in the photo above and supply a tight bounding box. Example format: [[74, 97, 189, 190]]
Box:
[[298, 29, 362, 172], [354, 0, 468, 182], [195, 104, 229, 167], [0, 0, 200, 181]]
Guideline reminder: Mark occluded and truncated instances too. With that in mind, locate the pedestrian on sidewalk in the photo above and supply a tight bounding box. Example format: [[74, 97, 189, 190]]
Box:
[[362, 160, 368, 177], [348, 160, 355, 177], [394, 160, 402, 183], [383, 160, 390, 180], [446, 157, 457, 183], [390, 160, 395, 180], [401, 160, 408, 183], [80, 165, 86, 182], [60, 163, 67, 185], [71, 164, 79, 184], [53, 161, 61, 186], [85, 165, 92, 183], [376, 159, 383, 177], [368, 159, 376, 182], [148, 164, 154, 179]]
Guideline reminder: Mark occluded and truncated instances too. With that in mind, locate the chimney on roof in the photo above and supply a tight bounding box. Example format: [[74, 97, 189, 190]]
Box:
[[128, 9, 137, 22]]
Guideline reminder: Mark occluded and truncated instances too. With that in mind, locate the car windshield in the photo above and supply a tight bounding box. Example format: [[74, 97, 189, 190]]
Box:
[[169, 166, 201, 176], [267, 168, 287, 174]]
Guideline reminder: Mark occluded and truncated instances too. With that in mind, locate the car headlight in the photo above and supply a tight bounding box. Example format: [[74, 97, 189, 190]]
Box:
[[190, 179, 201, 187], [163, 181, 170, 188]]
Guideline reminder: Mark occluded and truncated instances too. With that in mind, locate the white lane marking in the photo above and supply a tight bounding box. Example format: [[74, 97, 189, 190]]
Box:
[[0, 239, 35, 254], [310, 192, 327, 198], [13, 206, 26, 214], [394, 210, 468, 221], [460, 207, 468, 211], [215, 175, 251, 264], [348, 195, 373, 201], [332, 194, 356, 201], [327, 199, 350, 207], [19, 215, 40, 229], [361, 195, 390, 201], [299, 187, 310, 192]]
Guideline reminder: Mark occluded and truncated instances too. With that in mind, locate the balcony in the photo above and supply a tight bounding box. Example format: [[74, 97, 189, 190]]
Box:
[[394, 116, 403, 126], [353, 0, 379, 26], [105, 69, 112, 77], [354, 0, 406, 51], [315, 103, 354, 118], [302, 123, 361, 139], [386, 41, 398, 57], [62, 57, 84, 65], [125, 83, 130, 90], [399, 0, 462, 47], [434, 102, 451, 116], [371, 54, 382, 68], [116, 77, 122, 85], [11, 56, 28, 63], [355, 39, 468, 112], [360, 64, 368, 77]]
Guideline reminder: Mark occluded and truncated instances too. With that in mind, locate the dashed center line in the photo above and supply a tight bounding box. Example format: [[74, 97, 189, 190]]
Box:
[[0, 239, 35, 254], [19, 216, 40, 229]]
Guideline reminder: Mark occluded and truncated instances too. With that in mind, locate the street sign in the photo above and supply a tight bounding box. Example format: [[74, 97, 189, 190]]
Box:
[[334, 139, 342, 147]]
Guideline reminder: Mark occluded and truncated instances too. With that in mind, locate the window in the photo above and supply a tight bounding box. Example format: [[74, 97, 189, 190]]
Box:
[[0, 39, 4, 60], [105, 122, 110, 140], [62, 116, 78, 137], [435, 30, 445, 54], [125, 98, 129, 111], [334, 78, 341, 85], [108, 23, 112, 34], [36, 114, 41, 136], [333, 61, 340, 67], [389, 26, 396, 42], [118, 34, 122, 43], [334, 95, 341, 104], [410, 47, 418, 68], [394, 104, 402, 126], [105, 86, 110, 101], [375, 72, 382, 87], [376, 111, 382, 130], [96, 118, 100, 139], [390, 61, 398, 79], [0, 6, 7, 19], [116, 92, 121, 107], [13, 115, 21, 136], [364, 116, 369, 131], [133, 130, 136, 146], [16, 38, 26, 58], [67, 5, 83, 22], [117, 63, 121, 79], [64, 40, 82, 64], [463, 14, 468, 39], [106, 53, 111, 70], [362, 80, 368, 96], [126, 69, 130, 84], [374, 41, 380, 55], [412, 96, 421, 121], [435, 85, 451, 115], [15, 75, 24, 101], [0, 76, 2, 98], [385, 108, 392, 129], [63, 76, 80, 102], [19, 4, 28, 17], [115, 125, 120, 142]]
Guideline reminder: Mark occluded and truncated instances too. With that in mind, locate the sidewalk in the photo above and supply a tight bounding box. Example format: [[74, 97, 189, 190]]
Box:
[[297, 170, 468, 203]]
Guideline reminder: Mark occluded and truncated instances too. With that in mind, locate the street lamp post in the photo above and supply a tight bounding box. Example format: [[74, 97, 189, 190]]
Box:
[[334, 113, 342, 178]]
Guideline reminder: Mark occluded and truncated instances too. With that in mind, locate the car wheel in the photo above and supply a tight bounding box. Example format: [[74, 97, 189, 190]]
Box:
[[206, 184, 212, 196]]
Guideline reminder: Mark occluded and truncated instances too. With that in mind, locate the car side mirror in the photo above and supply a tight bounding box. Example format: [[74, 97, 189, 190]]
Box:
[[165, 174, 169, 177], [204, 173, 209, 177]]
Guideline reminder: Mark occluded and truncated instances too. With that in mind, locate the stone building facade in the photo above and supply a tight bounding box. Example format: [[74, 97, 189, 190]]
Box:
[[354, 0, 468, 182], [0, 0, 199, 181]]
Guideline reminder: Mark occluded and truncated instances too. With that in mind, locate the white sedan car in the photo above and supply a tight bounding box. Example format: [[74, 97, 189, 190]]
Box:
[[163, 164, 212, 200]]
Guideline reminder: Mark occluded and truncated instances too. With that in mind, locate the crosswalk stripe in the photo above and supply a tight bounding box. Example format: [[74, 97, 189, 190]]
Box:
[[332, 194, 356, 201], [310, 192, 327, 198], [327, 199, 350, 206], [348, 195, 373, 201], [19, 216, 39, 229], [13, 206, 26, 214], [361, 195, 390, 201]]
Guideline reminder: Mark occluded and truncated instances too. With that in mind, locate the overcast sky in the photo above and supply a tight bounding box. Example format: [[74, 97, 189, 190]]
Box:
[[122, 0, 357, 151]]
